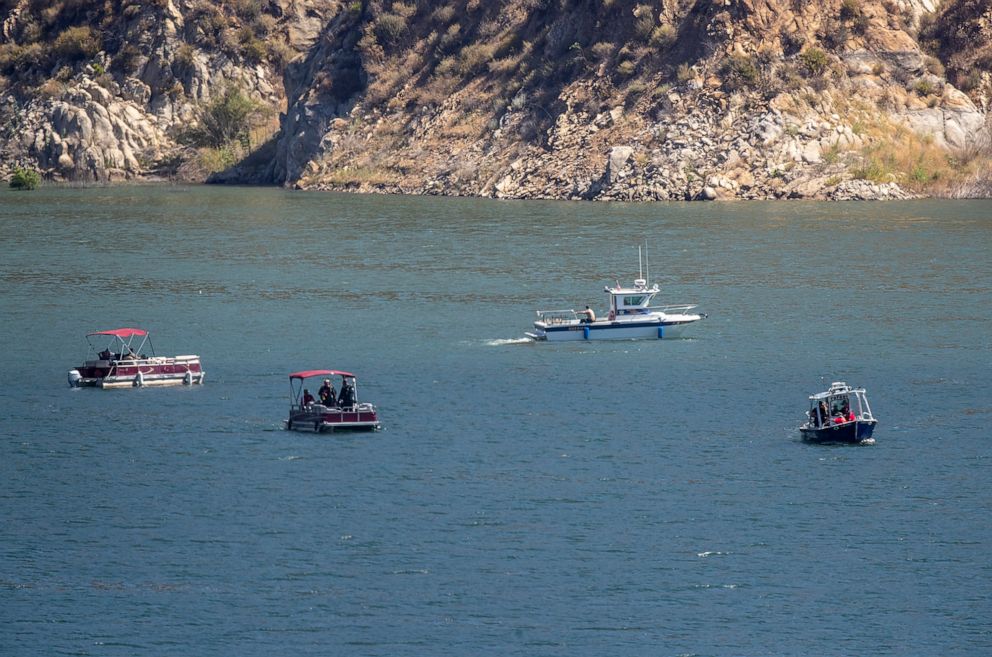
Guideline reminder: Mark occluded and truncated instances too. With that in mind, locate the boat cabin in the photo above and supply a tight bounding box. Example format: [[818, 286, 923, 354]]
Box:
[[605, 279, 660, 318]]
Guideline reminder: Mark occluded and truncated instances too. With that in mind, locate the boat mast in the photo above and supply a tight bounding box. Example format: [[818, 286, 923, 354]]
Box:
[[645, 243, 650, 285], [638, 245, 643, 280]]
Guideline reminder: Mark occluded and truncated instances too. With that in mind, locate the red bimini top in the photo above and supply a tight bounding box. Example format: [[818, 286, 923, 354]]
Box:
[[87, 328, 148, 338], [289, 369, 355, 380]]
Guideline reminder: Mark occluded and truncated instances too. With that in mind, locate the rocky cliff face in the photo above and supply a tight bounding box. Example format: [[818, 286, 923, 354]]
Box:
[[2, 0, 991, 200], [0, 0, 332, 182]]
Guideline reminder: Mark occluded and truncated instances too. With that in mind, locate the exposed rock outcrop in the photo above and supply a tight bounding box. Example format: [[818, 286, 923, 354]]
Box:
[[266, 0, 992, 201], [0, 0, 332, 182], [2, 0, 991, 201]]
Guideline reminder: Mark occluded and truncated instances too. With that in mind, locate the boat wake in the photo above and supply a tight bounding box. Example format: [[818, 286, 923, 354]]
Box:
[[484, 337, 534, 346], [859, 437, 876, 446]]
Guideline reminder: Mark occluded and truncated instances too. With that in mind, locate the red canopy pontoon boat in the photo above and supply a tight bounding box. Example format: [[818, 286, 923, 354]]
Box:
[[68, 328, 205, 389], [286, 369, 380, 432]]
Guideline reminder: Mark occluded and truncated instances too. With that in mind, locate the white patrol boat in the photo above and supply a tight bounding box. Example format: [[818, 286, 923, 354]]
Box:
[[526, 247, 706, 342]]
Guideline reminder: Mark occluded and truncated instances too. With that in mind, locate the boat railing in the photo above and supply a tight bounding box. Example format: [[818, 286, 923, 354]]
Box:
[[645, 304, 698, 314], [536, 309, 578, 325], [94, 354, 199, 366], [294, 402, 373, 414]]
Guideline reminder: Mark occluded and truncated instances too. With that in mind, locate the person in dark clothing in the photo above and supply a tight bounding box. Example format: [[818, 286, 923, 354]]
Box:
[[301, 389, 315, 409], [318, 378, 336, 407], [338, 378, 356, 408]]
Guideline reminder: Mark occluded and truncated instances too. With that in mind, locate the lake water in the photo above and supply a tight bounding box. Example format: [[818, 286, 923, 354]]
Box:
[[1, 186, 990, 656]]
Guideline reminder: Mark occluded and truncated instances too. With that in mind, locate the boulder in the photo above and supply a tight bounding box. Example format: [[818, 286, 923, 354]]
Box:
[[606, 146, 633, 185]]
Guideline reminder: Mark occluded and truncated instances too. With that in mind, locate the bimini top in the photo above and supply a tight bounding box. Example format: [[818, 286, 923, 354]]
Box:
[[87, 328, 148, 338], [289, 369, 355, 380]]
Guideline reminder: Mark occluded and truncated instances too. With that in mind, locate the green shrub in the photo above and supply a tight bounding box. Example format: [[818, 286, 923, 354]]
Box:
[[616, 59, 637, 77], [267, 39, 293, 72], [374, 12, 407, 45], [457, 42, 496, 75], [231, 0, 262, 21], [173, 43, 197, 72], [432, 5, 454, 23], [9, 167, 41, 190], [0, 44, 24, 74], [650, 24, 677, 48], [591, 41, 613, 60], [391, 2, 417, 18], [799, 47, 828, 77], [851, 156, 889, 182], [720, 54, 759, 90], [913, 79, 937, 96], [438, 23, 462, 52], [181, 85, 261, 148], [925, 55, 944, 77], [633, 4, 655, 40], [53, 26, 100, 61], [239, 28, 267, 64]]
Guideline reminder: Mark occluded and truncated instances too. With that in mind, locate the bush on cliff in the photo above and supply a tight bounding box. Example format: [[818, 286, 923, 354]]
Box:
[[799, 48, 828, 77], [9, 167, 41, 190], [180, 85, 262, 149], [720, 54, 759, 91], [53, 26, 100, 61]]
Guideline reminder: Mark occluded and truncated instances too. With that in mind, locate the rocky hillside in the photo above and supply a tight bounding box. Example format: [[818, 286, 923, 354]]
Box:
[[0, 0, 333, 182], [2, 0, 991, 200]]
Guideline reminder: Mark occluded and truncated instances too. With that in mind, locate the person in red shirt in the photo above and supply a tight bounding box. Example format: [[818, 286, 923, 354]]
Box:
[[301, 389, 315, 408]]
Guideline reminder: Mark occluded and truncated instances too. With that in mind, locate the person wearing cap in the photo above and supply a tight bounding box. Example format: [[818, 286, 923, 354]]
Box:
[[338, 377, 356, 409], [577, 305, 596, 323], [318, 378, 336, 407]]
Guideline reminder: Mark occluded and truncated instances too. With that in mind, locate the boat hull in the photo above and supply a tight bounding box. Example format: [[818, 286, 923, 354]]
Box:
[[286, 405, 380, 433], [800, 420, 877, 444], [533, 319, 698, 341], [70, 357, 205, 388]]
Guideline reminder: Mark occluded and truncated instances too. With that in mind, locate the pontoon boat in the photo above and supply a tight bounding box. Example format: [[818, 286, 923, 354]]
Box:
[[286, 370, 380, 433], [67, 328, 205, 388]]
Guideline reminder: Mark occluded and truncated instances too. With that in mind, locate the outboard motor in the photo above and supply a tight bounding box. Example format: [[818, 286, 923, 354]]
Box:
[[67, 370, 82, 388]]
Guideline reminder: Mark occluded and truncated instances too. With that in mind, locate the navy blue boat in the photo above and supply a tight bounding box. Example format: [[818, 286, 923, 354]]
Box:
[[800, 381, 878, 444]]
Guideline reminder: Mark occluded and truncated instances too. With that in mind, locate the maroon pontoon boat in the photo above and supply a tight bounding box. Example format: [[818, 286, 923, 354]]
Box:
[[285, 369, 380, 433], [68, 328, 205, 389]]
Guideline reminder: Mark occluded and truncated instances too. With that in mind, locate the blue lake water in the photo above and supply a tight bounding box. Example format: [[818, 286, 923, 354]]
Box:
[[1, 186, 990, 656]]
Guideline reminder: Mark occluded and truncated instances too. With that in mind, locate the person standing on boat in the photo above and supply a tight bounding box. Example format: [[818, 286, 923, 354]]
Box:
[[578, 306, 597, 323], [338, 377, 356, 409], [318, 378, 336, 407]]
